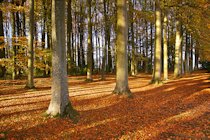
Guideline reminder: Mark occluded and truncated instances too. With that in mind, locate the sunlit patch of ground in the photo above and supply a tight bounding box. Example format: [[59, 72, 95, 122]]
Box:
[[0, 70, 210, 139]]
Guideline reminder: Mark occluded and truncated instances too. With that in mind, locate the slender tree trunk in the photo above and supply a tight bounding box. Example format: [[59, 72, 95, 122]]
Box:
[[144, 21, 149, 74], [152, 0, 162, 84], [101, 0, 108, 80], [185, 32, 190, 73], [46, 0, 78, 121], [87, 0, 93, 81], [195, 45, 199, 70], [189, 36, 193, 73], [113, 0, 131, 96], [130, 0, 137, 76], [26, 0, 35, 89], [163, 12, 168, 80], [11, 9, 16, 80], [79, 3, 85, 68], [67, 0, 72, 73], [174, 20, 182, 78], [150, 22, 153, 73], [0, 0, 6, 78]]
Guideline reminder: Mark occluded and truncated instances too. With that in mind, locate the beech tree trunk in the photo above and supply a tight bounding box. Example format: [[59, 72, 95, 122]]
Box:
[[130, 0, 137, 76], [87, 0, 93, 81], [163, 12, 168, 80], [46, 0, 78, 121], [0, 0, 6, 78], [174, 20, 182, 78], [113, 0, 131, 96], [152, 0, 162, 84], [26, 0, 35, 89]]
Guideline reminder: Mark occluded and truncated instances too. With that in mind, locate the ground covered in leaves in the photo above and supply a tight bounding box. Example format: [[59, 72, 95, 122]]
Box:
[[0, 71, 210, 140]]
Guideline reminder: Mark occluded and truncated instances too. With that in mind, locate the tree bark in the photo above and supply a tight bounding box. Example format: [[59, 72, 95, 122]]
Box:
[[67, 0, 72, 73], [46, 0, 78, 121], [26, 0, 35, 89], [130, 0, 137, 76], [87, 0, 93, 81], [163, 12, 168, 80], [174, 20, 182, 78], [152, 0, 162, 84], [113, 0, 131, 96], [0, 0, 6, 78], [185, 32, 190, 74], [101, 0, 108, 80]]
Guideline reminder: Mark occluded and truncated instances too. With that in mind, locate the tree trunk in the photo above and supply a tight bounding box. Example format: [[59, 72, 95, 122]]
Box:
[[185, 32, 190, 74], [26, 0, 35, 89], [113, 0, 131, 96], [195, 45, 199, 70], [130, 0, 137, 76], [189, 36, 193, 73], [67, 0, 72, 73], [79, 3, 85, 68], [163, 12, 168, 80], [0, 0, 6, 78], [174, 20, 182, 78], [101, 0, 108, 80], [87, 0, 93, 81], [11, 9, 16, 80], [46, 0, 78, 122], [152, 0, 162, 84]]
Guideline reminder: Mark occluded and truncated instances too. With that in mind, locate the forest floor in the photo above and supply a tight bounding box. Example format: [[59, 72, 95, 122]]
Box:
[[0, 70, 210, 140]]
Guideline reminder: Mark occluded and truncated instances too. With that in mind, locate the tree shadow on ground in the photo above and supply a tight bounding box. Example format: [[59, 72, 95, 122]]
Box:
[[3, 73, 209, 139]]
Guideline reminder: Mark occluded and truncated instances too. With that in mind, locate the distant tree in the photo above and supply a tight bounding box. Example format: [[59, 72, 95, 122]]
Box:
[[46, 0, 78, 121], [113, 0, 131, 96]]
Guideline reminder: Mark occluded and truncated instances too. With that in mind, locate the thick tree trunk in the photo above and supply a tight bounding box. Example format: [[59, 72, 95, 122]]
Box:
[[47, 0, 78, 121], [163, 12, 168, 80], [174, 20, 182, 78], [26, 0, 35, 89], [113, 0, 131, 96], [87, 0, 93, 81], [152, 0, 162, 84]]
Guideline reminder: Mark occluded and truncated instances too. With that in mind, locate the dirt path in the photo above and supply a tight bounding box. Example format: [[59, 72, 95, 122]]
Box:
[[0, 71, 209, 139]]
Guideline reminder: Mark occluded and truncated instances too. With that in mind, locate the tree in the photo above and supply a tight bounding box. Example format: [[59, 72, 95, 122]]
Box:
[[0, 0, 6, 78], [26, 0, 35, 89], [163, 12, 168, 80], [152, 0, 162, 84], [113, 0, 131, 96], [46, 0, 78, 121], [67, 0, 72, 73], [174, 19, 182, 78], [130, 0, 137, 76], [86, 0, 93, 81]]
